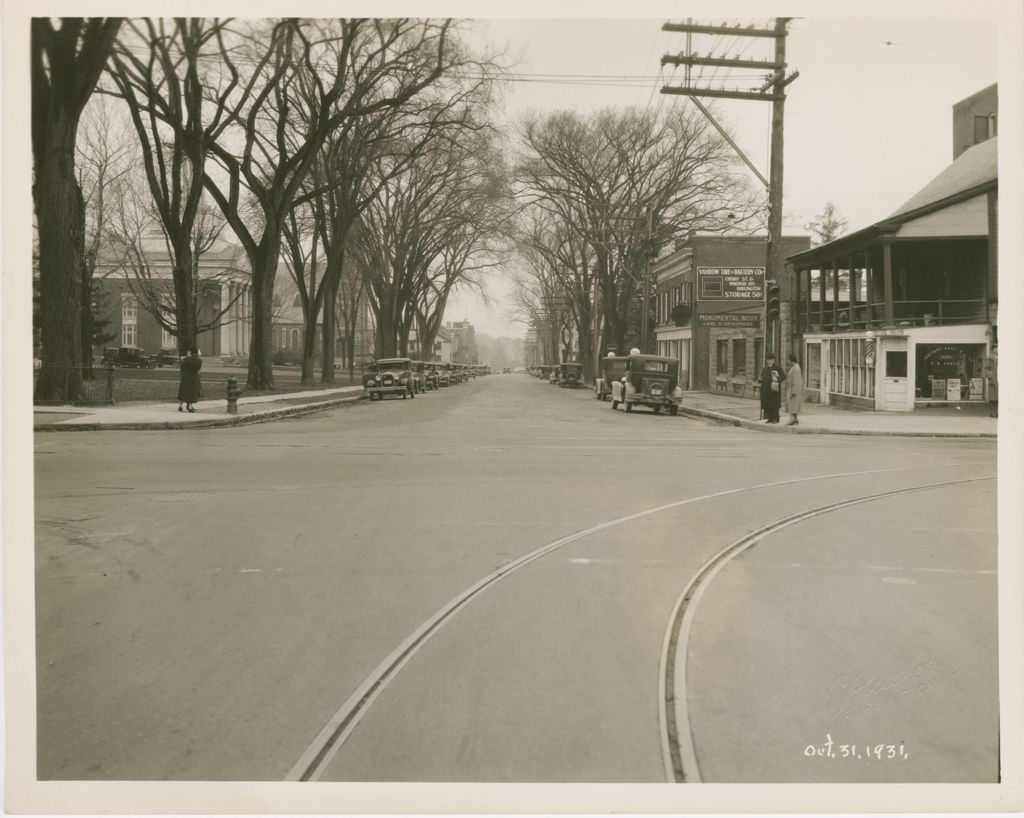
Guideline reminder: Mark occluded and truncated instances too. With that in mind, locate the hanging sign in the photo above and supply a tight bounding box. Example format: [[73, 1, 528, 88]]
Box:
[[697, 267, 765, 301]]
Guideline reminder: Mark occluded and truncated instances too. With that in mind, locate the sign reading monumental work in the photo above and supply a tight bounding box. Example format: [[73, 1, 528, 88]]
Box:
[[697, 267, 765, 301], [698, 313, 761, 328]]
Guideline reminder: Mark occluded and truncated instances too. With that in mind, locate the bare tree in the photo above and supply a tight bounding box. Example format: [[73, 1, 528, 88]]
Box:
[[32, 17, 123, 401], [77, 96, 136, 368], [200, 18, 455, 389], [108, 17, 240, 355], [805, 201, 849, 246], [516, 105, 760, 363]]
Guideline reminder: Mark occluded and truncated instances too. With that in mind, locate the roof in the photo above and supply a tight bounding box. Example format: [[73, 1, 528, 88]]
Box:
[[788, 138, 997, 267], [888, 137, 997, 219]]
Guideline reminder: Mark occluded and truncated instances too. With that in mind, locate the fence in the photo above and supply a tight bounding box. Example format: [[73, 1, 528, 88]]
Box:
[[33, 365, 114, 406]]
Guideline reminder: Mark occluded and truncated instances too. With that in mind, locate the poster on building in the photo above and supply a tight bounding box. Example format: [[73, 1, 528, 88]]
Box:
[[970, 377, 985, 399], [698, 313, 760, 328], [697, 267, 765, 301], [947, 378, 962, 401], [931, 378, 947, 399]]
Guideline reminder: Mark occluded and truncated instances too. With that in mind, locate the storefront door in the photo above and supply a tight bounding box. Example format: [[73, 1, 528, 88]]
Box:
[[881, 339, 910, 411]]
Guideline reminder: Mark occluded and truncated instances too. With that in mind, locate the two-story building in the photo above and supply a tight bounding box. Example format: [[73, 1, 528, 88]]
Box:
[[653, 233, 810, 395], [788, 134, 996, 411], [90, 234, 252, 361]]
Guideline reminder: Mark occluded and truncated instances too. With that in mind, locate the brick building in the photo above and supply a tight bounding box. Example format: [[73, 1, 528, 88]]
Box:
[[653, 233, 810, 394]]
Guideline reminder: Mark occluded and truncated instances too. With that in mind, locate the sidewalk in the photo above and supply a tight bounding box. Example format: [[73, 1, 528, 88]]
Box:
[[33, 384, 365, 431], [678, 391, 996, 438]]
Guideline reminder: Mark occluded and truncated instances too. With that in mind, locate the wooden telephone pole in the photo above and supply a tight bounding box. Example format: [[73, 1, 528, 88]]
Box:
[[661, 18, 798, 354]]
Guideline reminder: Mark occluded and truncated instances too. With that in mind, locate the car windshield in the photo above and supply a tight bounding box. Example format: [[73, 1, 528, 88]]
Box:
[[376, 360, 409, 370]]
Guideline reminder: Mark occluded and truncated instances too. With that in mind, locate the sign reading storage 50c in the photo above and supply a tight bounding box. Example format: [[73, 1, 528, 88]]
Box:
[[697, 267, 765, 301]]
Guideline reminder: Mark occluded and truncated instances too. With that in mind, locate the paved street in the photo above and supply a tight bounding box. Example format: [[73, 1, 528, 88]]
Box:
[[33, 374, 998, 783]]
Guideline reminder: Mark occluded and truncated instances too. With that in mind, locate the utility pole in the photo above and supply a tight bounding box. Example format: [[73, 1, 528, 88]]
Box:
[[661, 18, 798, 356]]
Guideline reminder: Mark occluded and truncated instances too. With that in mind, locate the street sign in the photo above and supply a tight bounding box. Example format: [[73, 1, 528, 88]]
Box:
[[698, 313, 760, 328], [697, 266, 765, 301]]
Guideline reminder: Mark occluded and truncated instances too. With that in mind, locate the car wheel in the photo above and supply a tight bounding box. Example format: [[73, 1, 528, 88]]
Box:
[[654, 405, 662, 414]]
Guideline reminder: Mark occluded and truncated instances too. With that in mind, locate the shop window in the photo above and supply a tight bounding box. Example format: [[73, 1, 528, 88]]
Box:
[[732, 339, 746, 376], [915, 343, 986, 401], [716, 340, 728, 375]]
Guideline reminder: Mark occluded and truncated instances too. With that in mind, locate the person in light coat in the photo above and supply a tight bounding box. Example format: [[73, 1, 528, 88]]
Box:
[[785, 353, 803, 426]]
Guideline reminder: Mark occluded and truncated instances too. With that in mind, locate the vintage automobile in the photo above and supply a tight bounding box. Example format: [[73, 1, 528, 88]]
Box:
[[422, 362, 439, 391], [616, 353, 682, 415], [596, 354, 628, 401], [363, 358, 416, 400], [410, 361, 430, 393], [101, 346, 157, 369], [434, 363, 451, 387], [559, 362, 583, 388]]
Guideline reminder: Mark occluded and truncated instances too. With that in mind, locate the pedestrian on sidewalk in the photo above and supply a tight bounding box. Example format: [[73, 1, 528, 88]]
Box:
[[758, 352, 786, 424], [177, 348, 203, 413], [785, 353, 803, 426]]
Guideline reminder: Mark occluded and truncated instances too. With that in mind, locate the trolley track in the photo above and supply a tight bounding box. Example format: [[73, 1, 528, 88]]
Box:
[[657, 473, 995, 784], [285, 463, 993, 782]]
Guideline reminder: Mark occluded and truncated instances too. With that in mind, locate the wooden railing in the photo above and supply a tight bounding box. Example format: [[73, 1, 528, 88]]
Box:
[[800, 299, 986, 332]]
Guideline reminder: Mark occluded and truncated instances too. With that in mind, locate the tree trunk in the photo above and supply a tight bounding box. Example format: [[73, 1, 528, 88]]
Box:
[[173, 242, 198, 354], [35, 121, 85, 402], [301, 309, 318, 385], [320, 274, 339, 384], [246, 238, 281, 390]]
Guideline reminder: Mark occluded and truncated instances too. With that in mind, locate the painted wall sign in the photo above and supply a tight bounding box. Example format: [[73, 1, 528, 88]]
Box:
[[697, 313, 760, 328], [697, 267, 765, 301]]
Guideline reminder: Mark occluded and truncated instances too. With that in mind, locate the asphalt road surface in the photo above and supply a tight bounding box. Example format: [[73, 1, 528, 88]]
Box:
[[33, 374, 998, 783]]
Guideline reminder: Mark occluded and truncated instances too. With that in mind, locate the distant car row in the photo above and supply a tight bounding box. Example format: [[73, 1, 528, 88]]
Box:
[[98, 346, 180, 368], [529, 354, 682, 415], [362, 359, 490, 401]]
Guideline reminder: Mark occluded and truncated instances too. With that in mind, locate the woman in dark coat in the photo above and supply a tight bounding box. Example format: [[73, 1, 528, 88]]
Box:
[[758, 352, 786, 424], [177, 348, 203, 413]]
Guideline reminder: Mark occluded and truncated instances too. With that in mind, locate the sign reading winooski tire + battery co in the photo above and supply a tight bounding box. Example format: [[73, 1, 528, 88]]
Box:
[[697, 266, 765, 301]]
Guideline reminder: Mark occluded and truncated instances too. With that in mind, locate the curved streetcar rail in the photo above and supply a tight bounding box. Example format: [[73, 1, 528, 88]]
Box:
[[657, 474, 995, 784], [287, 465, 993, 783]]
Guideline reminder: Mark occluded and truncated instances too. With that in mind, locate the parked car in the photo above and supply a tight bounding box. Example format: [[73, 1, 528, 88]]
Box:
[[411, 361, 428, 394], [596, 354, 628, 401], [559, 362, 583, 388], [153, 348, 180, 367], [363, 358, 415, 400], [617, 353, 682, 415], [101, 346, 157, 369], [433, 363, 451, 387]]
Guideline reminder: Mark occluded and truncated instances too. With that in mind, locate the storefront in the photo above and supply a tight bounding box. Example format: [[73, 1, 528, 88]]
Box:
[[656, 329, 692, 390], [803, 325, 991, 410]]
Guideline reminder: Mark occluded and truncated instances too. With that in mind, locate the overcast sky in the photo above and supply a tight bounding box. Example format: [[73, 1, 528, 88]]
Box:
[[446, 12, 1000, 339]]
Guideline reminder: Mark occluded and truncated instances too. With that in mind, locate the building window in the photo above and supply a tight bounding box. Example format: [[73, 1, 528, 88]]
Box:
[[974, 115, 989, 143], [160, 294, 175, 350], [716, 339, 729, 375], [732, 339, 746, 376], [829, 338, 876, 399], [121, 295, 137, 348]]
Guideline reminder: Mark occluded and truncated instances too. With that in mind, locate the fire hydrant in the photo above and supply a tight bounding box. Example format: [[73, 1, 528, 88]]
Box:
[[226, 376, 243, 414]]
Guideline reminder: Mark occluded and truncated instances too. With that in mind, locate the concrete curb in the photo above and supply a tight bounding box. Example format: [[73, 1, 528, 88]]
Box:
[[677, 406, 997, 439], [34, 394, 366, 432]]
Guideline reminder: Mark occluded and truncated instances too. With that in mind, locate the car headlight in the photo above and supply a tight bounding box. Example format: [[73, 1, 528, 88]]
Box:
[[399, 377, 407, 384], [373, 375, 380, 383]]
